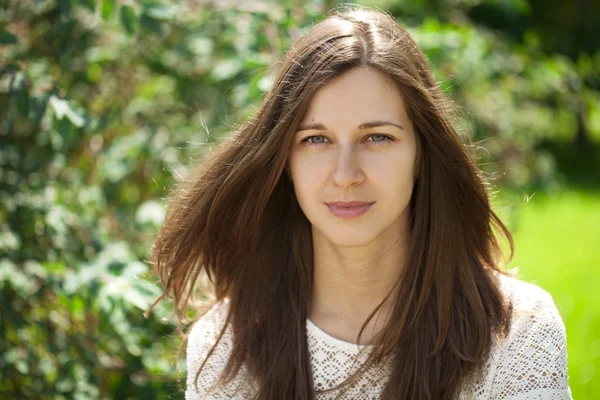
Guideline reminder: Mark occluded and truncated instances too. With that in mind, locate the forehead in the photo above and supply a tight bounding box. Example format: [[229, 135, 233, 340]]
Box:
[[300, 67, 408, 129]]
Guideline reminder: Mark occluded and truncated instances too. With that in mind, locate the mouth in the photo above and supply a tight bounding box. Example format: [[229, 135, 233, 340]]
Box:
[[325, 201, 374, 219]]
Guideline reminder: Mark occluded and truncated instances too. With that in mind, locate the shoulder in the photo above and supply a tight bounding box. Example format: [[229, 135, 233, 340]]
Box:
[[496, 273, 556, 313], [486, 274, 572, 399], [185, 301, 236, 399], [496, 274, 567, 346], [187, 301, 231, 356]]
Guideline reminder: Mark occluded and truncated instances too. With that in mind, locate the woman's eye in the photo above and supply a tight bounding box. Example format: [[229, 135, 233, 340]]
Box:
[[369, 134, 388, 142], [308, 136, 326, 144], [301, 135, 328, 146], [365, 134, 393, 145]]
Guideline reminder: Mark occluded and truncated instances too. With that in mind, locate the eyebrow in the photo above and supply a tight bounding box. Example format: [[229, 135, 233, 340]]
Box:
[[297, 120, 404, 132]]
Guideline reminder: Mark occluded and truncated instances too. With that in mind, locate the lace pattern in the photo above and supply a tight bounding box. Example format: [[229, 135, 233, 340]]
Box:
[[185, 275, 572, 399]]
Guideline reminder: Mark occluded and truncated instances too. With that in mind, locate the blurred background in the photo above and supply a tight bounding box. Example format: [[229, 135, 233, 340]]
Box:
[[1, 0, 598, 398]]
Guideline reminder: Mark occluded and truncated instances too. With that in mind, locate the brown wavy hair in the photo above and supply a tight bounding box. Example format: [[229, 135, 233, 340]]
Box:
[[146, 6, 514, 400]]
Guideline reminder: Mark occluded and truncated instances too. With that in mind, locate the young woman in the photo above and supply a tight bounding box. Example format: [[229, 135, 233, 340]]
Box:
[[148, 7, 572, 400]]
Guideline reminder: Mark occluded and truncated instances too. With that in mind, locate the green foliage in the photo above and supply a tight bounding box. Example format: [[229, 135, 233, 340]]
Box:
[[410, 18, 588, 189], [1, 0, 324, 397], [1, 0, 598, 398]]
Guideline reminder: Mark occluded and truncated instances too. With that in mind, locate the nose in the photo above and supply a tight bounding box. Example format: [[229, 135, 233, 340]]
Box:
[[332, 145, 364, 188]]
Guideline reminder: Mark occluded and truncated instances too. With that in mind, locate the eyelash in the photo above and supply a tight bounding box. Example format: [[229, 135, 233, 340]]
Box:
[[300, 134, 394, 148]]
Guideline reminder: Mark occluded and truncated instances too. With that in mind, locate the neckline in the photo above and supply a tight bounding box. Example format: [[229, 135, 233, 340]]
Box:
[[306, 318, 375, 352]]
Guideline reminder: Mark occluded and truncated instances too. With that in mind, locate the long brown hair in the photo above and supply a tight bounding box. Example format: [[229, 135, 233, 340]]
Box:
[[146, 6, 513, 399]]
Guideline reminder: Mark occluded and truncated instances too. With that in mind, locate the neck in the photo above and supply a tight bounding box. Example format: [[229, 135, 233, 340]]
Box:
[[309, 225, 411, 332]]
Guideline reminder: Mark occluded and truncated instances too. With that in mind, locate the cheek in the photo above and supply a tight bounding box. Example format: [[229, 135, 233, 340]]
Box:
[[289, 155, 319, 198], [292, 168, 322, 205], [289, 152, 331, 184], [370, 150, 417, 206], [366, 148, 415, 180]]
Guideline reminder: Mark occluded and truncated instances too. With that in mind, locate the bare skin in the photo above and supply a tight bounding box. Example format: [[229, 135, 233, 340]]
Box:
[[288, 67, 417, 345]]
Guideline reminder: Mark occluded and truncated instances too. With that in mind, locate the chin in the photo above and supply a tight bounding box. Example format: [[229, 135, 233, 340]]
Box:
[[316, 226, 379, 248]]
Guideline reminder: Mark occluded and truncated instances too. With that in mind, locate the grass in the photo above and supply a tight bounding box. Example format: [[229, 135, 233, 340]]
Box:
[[500, 188, 600, 398]]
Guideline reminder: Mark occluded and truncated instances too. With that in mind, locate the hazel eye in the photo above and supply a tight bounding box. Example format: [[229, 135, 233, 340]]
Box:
[[307, 136, 326, 144], [301, 135, 329, 147], [365, 134, 393, 144], [370, 134, 388, 142]]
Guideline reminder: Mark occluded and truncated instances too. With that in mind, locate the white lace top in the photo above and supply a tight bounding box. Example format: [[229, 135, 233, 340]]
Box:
[[185, 275, 572, 399]]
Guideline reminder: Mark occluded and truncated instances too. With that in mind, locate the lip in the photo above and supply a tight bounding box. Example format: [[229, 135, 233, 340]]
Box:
[[325, 201, 374, 219]]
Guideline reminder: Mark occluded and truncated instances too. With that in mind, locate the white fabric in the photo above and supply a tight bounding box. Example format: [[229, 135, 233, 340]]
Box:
[[185, 275, 572, 399]]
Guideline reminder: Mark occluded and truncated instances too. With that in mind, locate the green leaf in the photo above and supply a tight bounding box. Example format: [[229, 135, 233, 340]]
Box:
[[124, 286, 151, 311], [57, 0, 73, 15], [42, 261, 66, 275], [0, 28, 17, 44], [79, 0, 96, 12], [17, 84, 30, 117], [0, 259, 37, 295], [140, 14, 163, 36], [135, 200, 165, 226], [8, 71, 25, 93], [30, 94, 49, 127], [101, 0, 114, 20], [49, 95, 86, 127], [211, 58, 243, 81], [120, 6, 138, 35], [56, 116, 73, 143], [188, 36, 213, 56], [9, 72, 29, 116], [143, 4, 175, 21]]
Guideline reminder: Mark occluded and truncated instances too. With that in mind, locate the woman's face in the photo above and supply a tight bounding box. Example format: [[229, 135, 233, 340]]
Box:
[[288, 66, 418, 247]]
